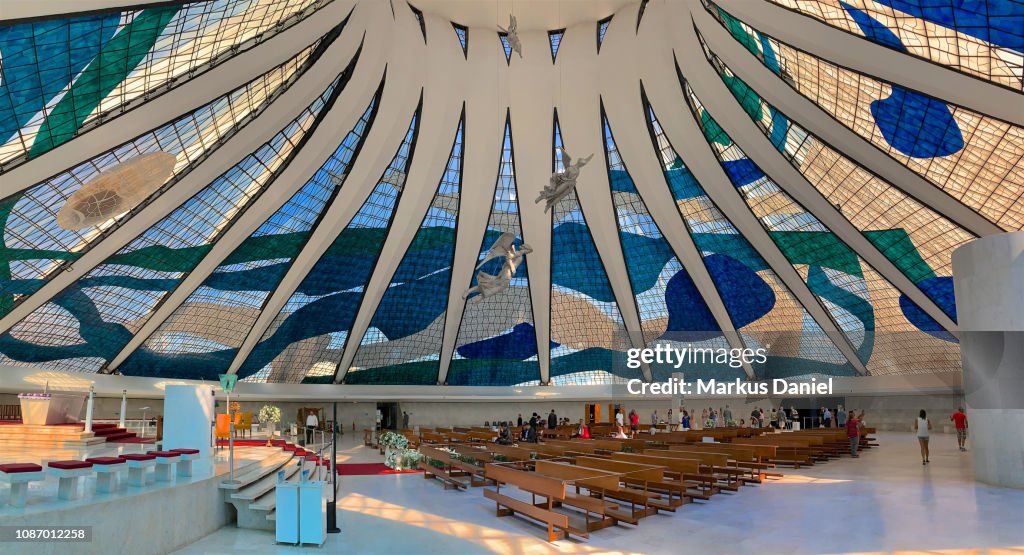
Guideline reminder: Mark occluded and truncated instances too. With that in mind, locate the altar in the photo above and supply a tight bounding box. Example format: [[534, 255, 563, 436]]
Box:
[[18, 392, 86, 425]]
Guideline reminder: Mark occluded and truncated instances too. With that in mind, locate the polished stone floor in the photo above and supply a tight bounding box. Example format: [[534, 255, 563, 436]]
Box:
[[174, 432, 1024, 555]]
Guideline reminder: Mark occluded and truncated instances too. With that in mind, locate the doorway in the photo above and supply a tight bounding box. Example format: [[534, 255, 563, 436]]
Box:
[[376, 402, 400, 430]]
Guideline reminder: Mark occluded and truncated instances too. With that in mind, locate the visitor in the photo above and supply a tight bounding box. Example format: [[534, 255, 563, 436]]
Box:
[[496, 423, 512, 445], [702, 408, 709, 428], [708, 409, 717, 429], [916, 409, 932, 465], [667, 408, 673, 430], [575, 418, 591, 439], [823, 407, 832, 429], [529, 413, 540, 442], [723, 405, 732, 427], [548, 409, 557, 429], [615, 408, 624, 430], [402, 411, 409, 429], [951, 407, 968, 451], [750, 407, 760, 428], [520, 424, 530, 442], [846, 411, 860, 458], [770, 408, 778, 429], [681, 410, 691, 431], [651, 410, 659, 428], [759, 408, 766, 428], [517, 414, 523, 427], [739, 418, 747, 428], [777, 409, 786, 430], [305, 411, 318, 445], [629, 410, 640, 438], [790, 406, 799, 430], [837, 406, 846, 430]]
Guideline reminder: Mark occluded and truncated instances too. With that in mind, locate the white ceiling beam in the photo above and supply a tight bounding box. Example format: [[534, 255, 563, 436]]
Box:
[[692, 6, 1002, 238], [713, 0, 1024, 126], [508, 29, 561, 385], [640, 1, 869, 375], [1, 0, 358, 198], [334, 12, 464, 384], [435, 25, 509, 386], [1, 0, 179, 21], [0, 31, 362, 337], [227, 2, 417, 377], [599, 11, 755, 379], [104, 45, 377, 373], [675, 14, 958, 338]]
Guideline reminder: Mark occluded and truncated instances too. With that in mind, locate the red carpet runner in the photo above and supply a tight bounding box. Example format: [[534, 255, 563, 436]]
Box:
[[335, 463, 422, 476]]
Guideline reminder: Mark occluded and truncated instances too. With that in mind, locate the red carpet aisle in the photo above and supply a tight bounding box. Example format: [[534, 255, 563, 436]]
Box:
[[336, 463, 422, 476]]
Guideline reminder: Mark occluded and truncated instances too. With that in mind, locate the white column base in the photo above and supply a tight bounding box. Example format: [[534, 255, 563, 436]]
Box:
[[8, 482, 28, 508], [57, 477, 80, 500]]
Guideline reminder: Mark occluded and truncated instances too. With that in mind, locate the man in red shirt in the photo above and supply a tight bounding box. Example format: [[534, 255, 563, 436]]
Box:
[[951, 407, 968, 452], [846, 413, 860, 458]]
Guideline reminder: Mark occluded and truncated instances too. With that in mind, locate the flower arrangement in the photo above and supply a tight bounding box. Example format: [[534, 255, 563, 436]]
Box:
[[229, 401, 240, 413], [378, 431, 408, 450], [258, 405, 281, 424]]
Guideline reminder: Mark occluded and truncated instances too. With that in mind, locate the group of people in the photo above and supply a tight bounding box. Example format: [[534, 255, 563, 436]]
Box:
[[913, 407, 969, 465]]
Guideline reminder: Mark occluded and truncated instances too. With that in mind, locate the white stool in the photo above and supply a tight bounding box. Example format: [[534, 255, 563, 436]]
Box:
[[46, 461, 95, 500], [0, 464, 44, 508], [148, 452, 181, 482], [85, 457, 127, 494], [169, 449, 200, 477], [121, 455, 157, 487]]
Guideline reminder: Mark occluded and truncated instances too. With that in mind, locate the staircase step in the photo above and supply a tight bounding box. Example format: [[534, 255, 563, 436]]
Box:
[[219, 451, 294, 491], [103, 432, 136, 442], [248, 461, 319, 511], [233, 459, 303, 501], [94, 427, 127, 437]]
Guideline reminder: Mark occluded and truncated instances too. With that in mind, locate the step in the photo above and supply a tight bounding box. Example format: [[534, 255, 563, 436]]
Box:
[[219, 451, 294, 491], [93, 427, 127, 437], [248, 460, 319, 511], [103, 432, 136, 442], [233, 459, 305, 502], [0, 436, 107, 447]]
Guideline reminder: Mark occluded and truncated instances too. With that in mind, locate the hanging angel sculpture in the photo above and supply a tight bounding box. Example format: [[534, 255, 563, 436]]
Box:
[[498, 14, 523, 58], [462, 232, 533, 301], [534, 150, 594, 212]]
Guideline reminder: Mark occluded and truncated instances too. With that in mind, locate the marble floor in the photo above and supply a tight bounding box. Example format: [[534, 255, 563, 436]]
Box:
[[173, 432, 1024, 555]]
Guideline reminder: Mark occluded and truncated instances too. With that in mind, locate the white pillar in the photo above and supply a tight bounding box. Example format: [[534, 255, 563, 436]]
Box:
[[163, 385, 216, 458], [952, 231, 1024, 489], [118, 389, 128, 429], [84, 386, 95, 433]]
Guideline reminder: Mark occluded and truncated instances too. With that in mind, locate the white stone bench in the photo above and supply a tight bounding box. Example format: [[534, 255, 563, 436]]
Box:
[[85, 457, 128, 494], [169, 448, 200, 477], [121, 454, 157, 487], [147, 451, 182, 482], [46, 460, 95, 500], [0, 463, 44, 507]]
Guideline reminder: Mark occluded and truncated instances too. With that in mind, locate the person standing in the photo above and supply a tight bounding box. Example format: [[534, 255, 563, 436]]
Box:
[[846, 411, 860, 458], [667, 408, 673, 430], [950, 407, 968, 451], [548, 409, 557, 430], [837, 406, 846, 430], [517, 414, 523, 427], [402, 411, 409, 429], [790, 406, 799, 430], [651, 410, 659, 428], [916, 410, 932, 465], [723, 405, 732, 427], [629, 410, 640, 438], [305, 410, 319, 445], [615, 408, 624, 429], [680, 410, 689, 431], [823, 407, 832, 429]]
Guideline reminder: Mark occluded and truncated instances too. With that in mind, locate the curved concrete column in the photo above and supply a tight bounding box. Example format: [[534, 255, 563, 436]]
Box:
[[952, 232, 1024, 489]]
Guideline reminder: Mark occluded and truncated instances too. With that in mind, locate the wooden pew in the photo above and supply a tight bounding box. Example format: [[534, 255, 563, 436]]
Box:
[[644, 449, 743, 491], [610, 452, 718, 501], [420, 431, 448, 445], [574, 456, 679, 515], [668, 443, 782, 482], [485, 444, 535, 463], [417, 445, 469, 490], [483, 463, 587, 542], [531, 460, 628, 529]]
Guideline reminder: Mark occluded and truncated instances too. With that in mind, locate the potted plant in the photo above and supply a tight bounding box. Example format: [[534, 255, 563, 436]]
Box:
[[258, 405, 281, 446]]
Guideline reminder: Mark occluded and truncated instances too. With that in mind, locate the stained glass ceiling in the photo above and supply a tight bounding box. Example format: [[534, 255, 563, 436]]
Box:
[[0, 0, 1019, 385]]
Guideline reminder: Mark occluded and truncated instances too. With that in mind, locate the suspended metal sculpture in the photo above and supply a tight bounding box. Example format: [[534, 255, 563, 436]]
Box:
[[498, 15, 522, 58], [56, 151, 177, 230], [462, 232, 533, 301], [535, 150, 594, 212]]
